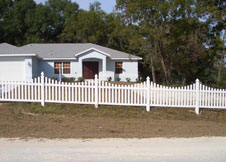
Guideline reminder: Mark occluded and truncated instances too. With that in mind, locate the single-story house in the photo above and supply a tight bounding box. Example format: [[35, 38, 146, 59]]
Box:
[[0, 43, 142, 81]]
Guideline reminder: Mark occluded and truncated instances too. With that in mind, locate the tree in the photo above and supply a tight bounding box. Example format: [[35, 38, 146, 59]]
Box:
[[45, 0, 79, 42], [0, 0, 224, 87], [208, 0, 226, 85], [116, 0, 176, 84], [24, 4, 52, 43], [116, 0, 215, 84], [0, 0, 13, 43], [0, 0, 36, 45], [60, 2, 107, 44]]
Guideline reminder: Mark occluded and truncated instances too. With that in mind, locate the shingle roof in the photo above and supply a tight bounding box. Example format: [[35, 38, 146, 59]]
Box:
[[0, 43, 34, 55], [21, 43, 142, 60]]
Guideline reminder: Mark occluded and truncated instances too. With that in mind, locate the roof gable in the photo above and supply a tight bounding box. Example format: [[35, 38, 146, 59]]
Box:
[[74, 48, 111, 57]]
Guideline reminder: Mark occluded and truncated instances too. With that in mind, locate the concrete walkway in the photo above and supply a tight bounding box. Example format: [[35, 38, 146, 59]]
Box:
[[0, 137, 226, 162]]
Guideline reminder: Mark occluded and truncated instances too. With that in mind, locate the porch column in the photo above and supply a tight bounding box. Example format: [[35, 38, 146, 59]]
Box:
[[79, 58, 83, 78], [103, 57, 106, 72], [102, 57, 107, 80], [24, 57, 33, 81]]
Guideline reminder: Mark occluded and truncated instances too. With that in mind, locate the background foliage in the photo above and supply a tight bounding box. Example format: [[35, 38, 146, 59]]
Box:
[[0, 0, 225, 86]]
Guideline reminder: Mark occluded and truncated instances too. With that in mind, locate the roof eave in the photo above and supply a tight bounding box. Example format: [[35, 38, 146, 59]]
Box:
[[0, 53, 38, 57], [42, 58, 77, 60], [111, 57, 142, 60]]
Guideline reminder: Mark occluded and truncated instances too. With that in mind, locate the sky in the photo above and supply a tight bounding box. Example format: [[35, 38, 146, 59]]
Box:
[[34, 0, 116, 13]]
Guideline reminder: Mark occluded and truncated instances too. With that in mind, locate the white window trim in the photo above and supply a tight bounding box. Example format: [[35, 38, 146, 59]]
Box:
[[54, 62, 71, 74], [115, 61, 123, 75]]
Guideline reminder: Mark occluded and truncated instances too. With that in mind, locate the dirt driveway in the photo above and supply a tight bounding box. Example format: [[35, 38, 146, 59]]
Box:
[[0, 137, 226, 162]]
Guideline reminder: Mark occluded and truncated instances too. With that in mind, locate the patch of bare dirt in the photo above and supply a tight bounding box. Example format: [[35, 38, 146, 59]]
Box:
[[0, 103, 226, 138]]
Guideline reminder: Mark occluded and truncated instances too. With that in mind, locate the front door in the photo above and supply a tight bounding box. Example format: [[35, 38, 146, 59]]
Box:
[[83, 62, 99, 79]]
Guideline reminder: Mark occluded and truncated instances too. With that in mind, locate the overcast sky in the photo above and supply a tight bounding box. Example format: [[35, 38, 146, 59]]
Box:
[[34, 0, 116, 13]]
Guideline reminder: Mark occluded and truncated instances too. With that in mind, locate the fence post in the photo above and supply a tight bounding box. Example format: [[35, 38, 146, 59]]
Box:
[[195, 79, 200, 115], [94, 74, 98, 108], [146, 76, 150, 112], [41, 72, 45, 107]]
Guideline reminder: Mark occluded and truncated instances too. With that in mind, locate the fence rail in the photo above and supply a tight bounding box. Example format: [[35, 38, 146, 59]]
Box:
[[0, 72, 226, 114]]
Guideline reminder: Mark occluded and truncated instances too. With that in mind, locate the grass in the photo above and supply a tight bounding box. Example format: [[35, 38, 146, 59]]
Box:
[[9, 102, 226, 122], [1, 102, 226, 138]]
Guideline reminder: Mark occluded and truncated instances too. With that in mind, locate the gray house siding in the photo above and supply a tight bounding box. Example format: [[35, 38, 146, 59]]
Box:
[[32, 57, 39, 78], [37, 58, 138, 81]]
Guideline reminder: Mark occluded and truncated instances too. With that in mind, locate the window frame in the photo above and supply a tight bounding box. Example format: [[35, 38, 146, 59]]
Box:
[[54, 62, 71, 74], [115, 62, 123, 74]]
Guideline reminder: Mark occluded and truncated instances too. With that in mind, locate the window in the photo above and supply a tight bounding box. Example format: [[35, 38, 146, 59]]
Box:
[[54, 62, 61, 74], [115, 62, 123, 74], [54, 62, 71, 74], [63, 62, 70, 74]]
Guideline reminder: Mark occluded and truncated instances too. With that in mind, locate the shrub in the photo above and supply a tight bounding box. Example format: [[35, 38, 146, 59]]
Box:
[[51, 77, 57, 81], [126, 78, 131, 82], [62, 77, 75, 82], [116, 77, 121, 82], [77, 77, 85, 82], [136, 77, 141, 83], [107, 77, 112, 81]]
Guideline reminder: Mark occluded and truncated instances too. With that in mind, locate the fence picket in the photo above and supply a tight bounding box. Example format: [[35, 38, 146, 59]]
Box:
[[87, 81, 89, 103], [75, 82, 77, 102], [98, 80, 101, 104], [223, 90, 226, 107], [82, 81, 85, 103], [1, 82, 4, 99], [62, 82, 64, 102], [163, 85, 166, 105], [38, 77, 40, 100], [220, 89, 222, 107], [5, 82, 7, 100], [102, 81, 105, 103], [216, 89, 219, 107], [51, 80, 54, 101], [65, 82, 68, 102], [142, 82, 145, 105], [28, 81, 30, 100], [54, 80, 56, 101], [137, 84, 139, 104], [130, 84, 132, 104]]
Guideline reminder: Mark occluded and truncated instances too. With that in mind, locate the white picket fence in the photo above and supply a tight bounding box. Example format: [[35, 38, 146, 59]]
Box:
[[0, 72, 226, 114]]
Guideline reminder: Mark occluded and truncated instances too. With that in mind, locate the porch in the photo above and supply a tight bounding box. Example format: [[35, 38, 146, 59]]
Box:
[[78, 51, 111, 80]]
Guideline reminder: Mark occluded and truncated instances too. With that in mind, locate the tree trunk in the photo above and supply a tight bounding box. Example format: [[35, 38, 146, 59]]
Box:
[[217, 32, 226, 86], [150, 56, 156, 83], [157, 39, 171, 84], [159, 54, 170, 84], [217, 53, 224, 85]]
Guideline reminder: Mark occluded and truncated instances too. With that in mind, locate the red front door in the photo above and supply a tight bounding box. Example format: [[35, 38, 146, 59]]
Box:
[[83, 62, 99, 79]]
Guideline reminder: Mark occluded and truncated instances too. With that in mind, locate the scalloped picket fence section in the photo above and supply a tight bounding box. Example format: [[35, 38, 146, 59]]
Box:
[[0, 72, 226, 114]]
